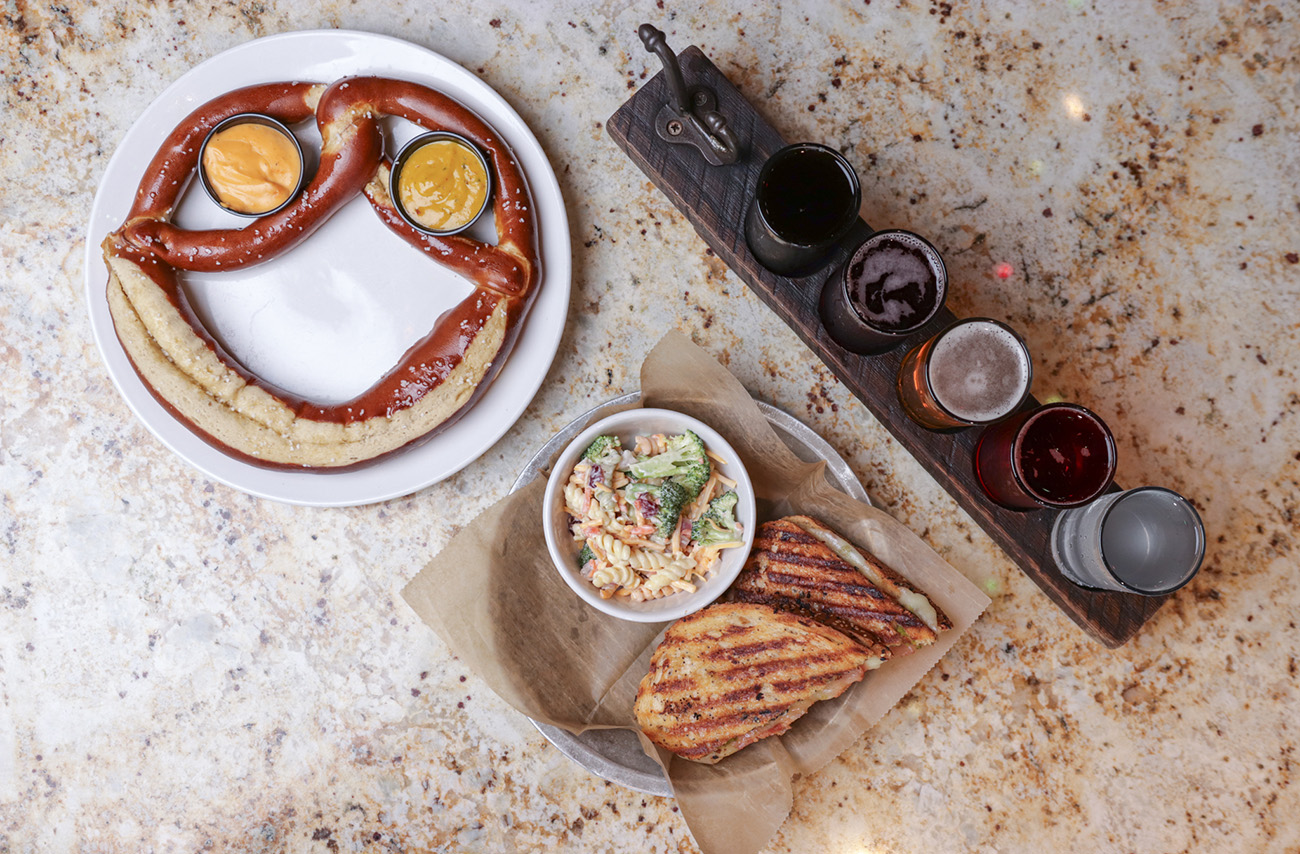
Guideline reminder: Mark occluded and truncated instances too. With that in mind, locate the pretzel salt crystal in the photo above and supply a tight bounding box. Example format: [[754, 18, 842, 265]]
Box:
[[102, 77, 542, 469]]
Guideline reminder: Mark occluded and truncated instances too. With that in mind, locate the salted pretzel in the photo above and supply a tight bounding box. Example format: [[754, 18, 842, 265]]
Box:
[[102, 76, 541, 469]]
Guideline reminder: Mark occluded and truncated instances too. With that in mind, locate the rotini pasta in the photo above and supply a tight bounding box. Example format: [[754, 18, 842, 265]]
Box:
[[626, 549, 693, 573], [567, 429, 745, 601], [591, 561, 638, 590]]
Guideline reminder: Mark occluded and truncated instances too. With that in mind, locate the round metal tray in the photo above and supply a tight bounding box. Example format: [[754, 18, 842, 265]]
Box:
[[510, 393, 869, 797]]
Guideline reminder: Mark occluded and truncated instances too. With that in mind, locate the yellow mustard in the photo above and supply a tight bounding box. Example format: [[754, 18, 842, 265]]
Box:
[[202, 122, 302, 214], [397, 139, 489, 232]]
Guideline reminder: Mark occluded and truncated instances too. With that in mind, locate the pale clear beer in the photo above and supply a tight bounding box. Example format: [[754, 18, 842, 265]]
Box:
[[1051, 487, 1205, 595]]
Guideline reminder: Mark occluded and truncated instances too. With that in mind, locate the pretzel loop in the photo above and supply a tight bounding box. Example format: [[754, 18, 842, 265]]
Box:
[[102, 76, 543, 470]]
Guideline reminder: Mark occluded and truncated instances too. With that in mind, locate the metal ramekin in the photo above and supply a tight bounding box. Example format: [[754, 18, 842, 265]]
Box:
[[198, 113, 307, 218], [388, 131, 493, 236]]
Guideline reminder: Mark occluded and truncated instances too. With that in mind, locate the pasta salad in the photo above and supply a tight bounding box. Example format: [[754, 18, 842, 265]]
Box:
[[564, 430, 745, 602]]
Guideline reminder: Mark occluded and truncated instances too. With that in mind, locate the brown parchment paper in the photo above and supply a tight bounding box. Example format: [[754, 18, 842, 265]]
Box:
[[402, 331, 990, 854]]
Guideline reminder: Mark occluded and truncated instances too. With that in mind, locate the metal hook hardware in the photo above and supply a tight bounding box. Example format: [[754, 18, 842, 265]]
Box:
[[637, 24, 742, 166]]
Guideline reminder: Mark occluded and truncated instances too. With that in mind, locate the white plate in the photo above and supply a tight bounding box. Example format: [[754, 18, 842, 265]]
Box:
[[84, 30, 571, 506]]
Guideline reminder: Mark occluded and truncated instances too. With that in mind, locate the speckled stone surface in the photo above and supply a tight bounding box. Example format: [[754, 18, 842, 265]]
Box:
[[1, 1, 1297, 852]]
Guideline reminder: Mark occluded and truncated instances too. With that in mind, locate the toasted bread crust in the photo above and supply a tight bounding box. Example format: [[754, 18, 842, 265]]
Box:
[[634, 603, 872, 764], [729, 517, 951, 656], [785, 516, 953, 631]]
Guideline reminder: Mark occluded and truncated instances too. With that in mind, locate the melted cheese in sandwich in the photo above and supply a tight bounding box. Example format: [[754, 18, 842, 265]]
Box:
[[791, 518, 942, 632]]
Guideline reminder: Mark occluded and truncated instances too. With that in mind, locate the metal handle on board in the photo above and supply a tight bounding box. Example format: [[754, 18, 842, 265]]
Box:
[[637, 23, 743, 166]]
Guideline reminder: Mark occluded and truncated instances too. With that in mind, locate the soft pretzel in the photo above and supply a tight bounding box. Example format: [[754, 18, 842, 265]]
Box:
[[102, 76, 542, 469]]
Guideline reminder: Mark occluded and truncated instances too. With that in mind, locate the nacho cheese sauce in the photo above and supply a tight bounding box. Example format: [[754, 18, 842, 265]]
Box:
[[201, 122, 302, 214], [397, 139, 489, 232]]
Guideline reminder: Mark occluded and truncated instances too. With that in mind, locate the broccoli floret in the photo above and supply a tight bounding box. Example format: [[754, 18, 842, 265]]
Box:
[[626, 479, 689, 540], [706, 490, 738, 523], [581, 435, 621, 463], [671, 456, 711, 499], [629, 431, 711, 497], [577, 542, 596, 570], [691, 490, 741, 548]]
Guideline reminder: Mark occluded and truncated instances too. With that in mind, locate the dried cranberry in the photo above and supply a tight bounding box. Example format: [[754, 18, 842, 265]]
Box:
[[635, 493, 660, 519], [586, 466, 606, 488]]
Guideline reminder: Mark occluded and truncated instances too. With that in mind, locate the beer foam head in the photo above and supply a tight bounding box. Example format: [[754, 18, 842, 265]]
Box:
[[845, 231, 946, 333], [928, 320, 1031, 423]]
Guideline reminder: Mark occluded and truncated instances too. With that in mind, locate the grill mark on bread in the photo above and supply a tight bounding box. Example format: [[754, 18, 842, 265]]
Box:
[[762, 527, 821, 546], [769, 668, 860, 694], [701, 635, 802, 661], [738, 556, 928, 627], [786, 515, 953, 633], [731, 519, 946, 651], [756, 554, 893, 600], [635, 603, 873, 764], [728, 588, 893, 657], [736, 577, 927, 629], [683, 706, 796, 734], [706, 650, 867, 682]]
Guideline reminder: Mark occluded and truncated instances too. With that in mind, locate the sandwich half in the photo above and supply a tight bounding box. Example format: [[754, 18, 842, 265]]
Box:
[[729, 515, 952, 658], [634, 602, 875, 764]]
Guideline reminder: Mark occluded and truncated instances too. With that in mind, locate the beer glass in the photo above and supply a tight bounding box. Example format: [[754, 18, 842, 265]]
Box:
[[744, 143, 861, 277], [897, 318, 1032, 430], [973, 402, 1116, 510], [819, 229, 947, 355], [1051, 487, 1205, 595]]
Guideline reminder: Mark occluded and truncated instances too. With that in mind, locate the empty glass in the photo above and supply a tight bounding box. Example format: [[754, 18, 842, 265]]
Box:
[[1051, 486, 1205, 595]]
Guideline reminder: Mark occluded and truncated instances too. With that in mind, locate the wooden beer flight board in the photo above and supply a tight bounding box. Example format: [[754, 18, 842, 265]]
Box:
[[607, 45, 1168, 647]]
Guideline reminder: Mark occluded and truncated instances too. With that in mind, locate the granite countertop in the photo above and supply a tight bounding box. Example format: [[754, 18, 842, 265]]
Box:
[[2, 1, 1297, 851]]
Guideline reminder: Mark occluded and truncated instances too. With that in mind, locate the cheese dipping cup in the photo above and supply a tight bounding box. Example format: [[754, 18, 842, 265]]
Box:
[[198, 114, 306, 216], [390, 131, 492, 235]]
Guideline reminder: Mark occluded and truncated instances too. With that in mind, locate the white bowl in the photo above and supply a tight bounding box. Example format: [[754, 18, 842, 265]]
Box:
[[542, 408, 757, 623]]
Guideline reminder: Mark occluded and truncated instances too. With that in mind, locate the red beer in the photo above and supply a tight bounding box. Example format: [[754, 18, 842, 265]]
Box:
[[973, 403, 1116, 510]]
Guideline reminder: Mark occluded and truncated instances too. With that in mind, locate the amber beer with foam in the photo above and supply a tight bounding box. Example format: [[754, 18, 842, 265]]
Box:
[[897, 318, 1033, 430]]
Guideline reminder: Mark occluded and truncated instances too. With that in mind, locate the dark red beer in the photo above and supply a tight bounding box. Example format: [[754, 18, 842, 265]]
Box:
[[974, 403, 1116, 510]]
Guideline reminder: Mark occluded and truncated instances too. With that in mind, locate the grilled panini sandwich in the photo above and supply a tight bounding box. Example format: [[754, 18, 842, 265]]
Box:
[[634, 602, 874, 764], [730, 515, 952, 658]]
